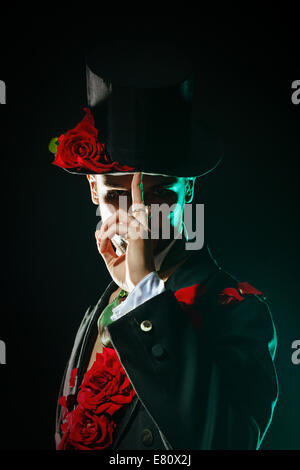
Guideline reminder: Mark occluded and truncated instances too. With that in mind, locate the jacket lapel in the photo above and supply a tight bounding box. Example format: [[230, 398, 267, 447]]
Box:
[[56, 244, 220, 447]]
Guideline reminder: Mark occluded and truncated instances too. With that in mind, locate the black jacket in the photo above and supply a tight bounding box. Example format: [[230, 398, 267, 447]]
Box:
[[55, 245, 278, 450]]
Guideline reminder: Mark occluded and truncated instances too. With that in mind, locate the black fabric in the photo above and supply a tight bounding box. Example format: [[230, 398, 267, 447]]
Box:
[[55, 245, 278, 450], [112, 399, 166, 451], [64, 40, 223, 177]]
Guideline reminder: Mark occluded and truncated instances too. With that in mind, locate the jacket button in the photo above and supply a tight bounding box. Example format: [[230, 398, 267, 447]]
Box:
[[151, 343, 164, 358], [141, 428, 154, 446], [140, 320, 152, 332]]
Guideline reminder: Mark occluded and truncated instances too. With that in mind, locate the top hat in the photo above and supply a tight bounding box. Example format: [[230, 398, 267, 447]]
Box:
[[51, 40, 223, 177]]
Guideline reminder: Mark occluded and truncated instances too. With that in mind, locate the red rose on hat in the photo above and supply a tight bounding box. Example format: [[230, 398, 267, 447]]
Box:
[[51, 108, 135, 174]]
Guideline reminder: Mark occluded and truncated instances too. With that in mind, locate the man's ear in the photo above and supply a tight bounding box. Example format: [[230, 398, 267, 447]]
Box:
[[86, 175, 99, 205], [184, 178, 195, 204]]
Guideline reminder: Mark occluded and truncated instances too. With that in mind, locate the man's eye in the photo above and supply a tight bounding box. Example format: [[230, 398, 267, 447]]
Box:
[[152, 187, 173, 196], [106, 190, 130, 200]]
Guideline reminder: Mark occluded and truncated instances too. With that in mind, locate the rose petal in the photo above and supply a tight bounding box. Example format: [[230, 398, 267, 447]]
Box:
[[69, 368, 78, 388], [238, 282, 262, 296], [174, 284, 207, 305]]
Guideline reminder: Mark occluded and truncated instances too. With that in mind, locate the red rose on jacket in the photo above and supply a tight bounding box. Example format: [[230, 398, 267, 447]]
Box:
[[69, 367, 78, 388], [52, 108, 135, 174], [77, 347, 135, 415], [218, 282, 263, 305], [58, 347, 136, 450], [58, 405, 115, 451], [59, 394, 77, 413], [174, 284, 207, 329]]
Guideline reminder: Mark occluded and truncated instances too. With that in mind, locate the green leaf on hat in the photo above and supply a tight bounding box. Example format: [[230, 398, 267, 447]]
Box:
[[48, 137, 59, 155]]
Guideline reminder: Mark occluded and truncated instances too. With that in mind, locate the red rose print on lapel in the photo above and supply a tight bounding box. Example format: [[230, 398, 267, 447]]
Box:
[[69, 367, 78, 388], [218, 281, 263, 305], [57, 347, 136, 450], [174, 284, 207, 329]]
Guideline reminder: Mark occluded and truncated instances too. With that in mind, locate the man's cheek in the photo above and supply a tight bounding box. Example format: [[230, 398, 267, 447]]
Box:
[[170, 204, 183, 229], [160, 212, 181, 238]]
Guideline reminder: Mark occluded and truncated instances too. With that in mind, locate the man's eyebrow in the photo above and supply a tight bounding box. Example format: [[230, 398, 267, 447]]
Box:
[[150, 177, 178, 188], [103, 180, 130, 189]]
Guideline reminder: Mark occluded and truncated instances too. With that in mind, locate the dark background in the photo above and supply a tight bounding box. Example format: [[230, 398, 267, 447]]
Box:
[[0, 16, 299, 450]]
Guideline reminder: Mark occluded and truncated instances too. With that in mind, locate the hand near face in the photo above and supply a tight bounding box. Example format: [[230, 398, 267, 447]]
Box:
[[95, 173, 155, 292]]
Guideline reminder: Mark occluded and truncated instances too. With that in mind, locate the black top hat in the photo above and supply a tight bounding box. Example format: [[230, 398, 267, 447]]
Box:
[[52, 40, 223, 177]]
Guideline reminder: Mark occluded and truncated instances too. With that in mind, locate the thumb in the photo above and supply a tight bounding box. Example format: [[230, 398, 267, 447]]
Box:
[[95, 231, 118, 266]]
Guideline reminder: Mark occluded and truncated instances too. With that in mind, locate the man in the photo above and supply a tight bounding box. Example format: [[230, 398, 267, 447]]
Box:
[[52, 41, 278, 450]]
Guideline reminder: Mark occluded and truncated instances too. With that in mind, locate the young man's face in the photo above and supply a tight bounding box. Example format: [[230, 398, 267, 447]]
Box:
[[88, 173, 193, 254]]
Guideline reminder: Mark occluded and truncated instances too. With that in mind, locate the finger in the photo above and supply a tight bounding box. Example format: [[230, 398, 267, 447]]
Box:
[[131, 172, 144, 207], [101, 238, 125, 267], [98, 209, 130, 237], [99, 209, 147, 235], [98, 213, 116, 238], [131, 207, 149, 232], [101, 216, 149, 242], [99, 208, 150, 242], [131, 173, 151, 229], [101, 222, 129, 241], [95, 231, 118, 266]]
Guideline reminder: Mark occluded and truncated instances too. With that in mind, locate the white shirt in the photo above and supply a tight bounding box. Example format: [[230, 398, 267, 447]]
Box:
[[110, 240, 177, 321]]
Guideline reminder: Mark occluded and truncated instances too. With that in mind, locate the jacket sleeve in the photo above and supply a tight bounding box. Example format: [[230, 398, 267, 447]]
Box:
[[106, 277, 278, 450]]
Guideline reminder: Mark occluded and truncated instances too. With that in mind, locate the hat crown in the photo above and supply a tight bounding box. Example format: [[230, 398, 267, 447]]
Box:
[[53, 41, 223, 177], [86, 40, 193, 89]]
